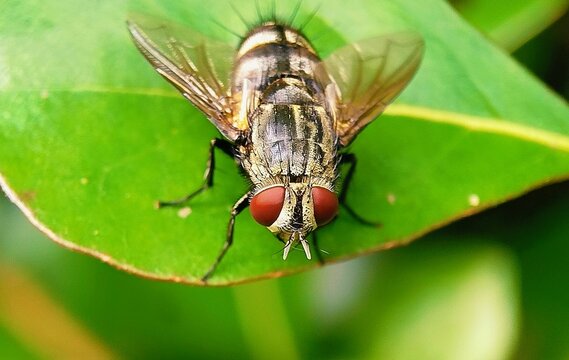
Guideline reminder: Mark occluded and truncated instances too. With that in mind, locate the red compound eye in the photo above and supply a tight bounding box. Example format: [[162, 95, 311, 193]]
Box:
[[311, 187, 338, 226], [250, 186, 285, 226]]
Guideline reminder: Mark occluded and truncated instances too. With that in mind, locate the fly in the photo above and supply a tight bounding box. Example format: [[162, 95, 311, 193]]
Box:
[[127, 9, 424, 282]]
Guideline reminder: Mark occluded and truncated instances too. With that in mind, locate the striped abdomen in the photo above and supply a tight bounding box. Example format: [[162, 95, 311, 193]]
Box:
[[233, 23, 338, 192]]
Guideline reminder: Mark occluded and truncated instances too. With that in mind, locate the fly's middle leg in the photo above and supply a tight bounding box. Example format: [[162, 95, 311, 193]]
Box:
[[202, 191, 251, 282], [339, 153, 382, 227], [156, 138, 234, 208]]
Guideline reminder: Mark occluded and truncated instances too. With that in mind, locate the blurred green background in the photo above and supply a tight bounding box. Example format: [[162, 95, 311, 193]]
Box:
[[1, 0, 568, 359]]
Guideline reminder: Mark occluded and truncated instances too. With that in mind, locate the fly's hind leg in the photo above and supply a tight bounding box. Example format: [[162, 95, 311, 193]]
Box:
[[339, 153, 382, 227], [202, 192, 251, 282], [156, 138, 234, 208]]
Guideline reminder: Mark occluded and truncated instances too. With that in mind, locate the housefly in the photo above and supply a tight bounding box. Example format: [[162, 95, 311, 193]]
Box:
[[127, 10, 424, 281]]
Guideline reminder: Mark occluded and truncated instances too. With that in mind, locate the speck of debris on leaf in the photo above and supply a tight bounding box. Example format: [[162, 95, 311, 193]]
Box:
[[468, 194, 480, 207], [387, 193, 396, 204], [177, 207, 192, 218]]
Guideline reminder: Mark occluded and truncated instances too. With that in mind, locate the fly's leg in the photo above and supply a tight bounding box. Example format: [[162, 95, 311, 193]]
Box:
[[202, 192, 251, 282], [339, 153, 382, 227], [156, 138, 234, 208], [312, 231, 325, 265]]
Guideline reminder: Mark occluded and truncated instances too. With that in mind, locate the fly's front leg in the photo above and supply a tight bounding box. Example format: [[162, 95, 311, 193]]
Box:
[[156, 138, 234, 208], [202, 192, 251, 282], [340, 153, 382, 227]]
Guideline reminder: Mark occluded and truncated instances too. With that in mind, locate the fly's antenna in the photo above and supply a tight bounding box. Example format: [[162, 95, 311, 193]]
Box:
[[283, 234, 295, 260], [299, 3, 321, 32], [299, 233, 312, 260], [288, 0, 303, 27], [271, 241, 303, 257]]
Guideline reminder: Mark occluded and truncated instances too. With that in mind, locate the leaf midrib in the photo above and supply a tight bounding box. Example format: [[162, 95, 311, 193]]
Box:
[[386, 105, 569, 153], [3, 86, 569, 153]]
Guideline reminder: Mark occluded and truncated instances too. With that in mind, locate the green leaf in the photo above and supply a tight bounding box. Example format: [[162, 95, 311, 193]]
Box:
[[0, 0, 568, 285], [0, 324, 41, 360], [454, 0, 568, 51]]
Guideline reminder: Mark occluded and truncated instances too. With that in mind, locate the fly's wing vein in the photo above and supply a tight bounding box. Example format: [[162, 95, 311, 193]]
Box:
[[127, 15, 242, 142], [321, 33, 424, 146]]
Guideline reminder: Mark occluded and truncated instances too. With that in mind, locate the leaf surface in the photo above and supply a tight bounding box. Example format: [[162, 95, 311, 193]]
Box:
[[0, 0, 568, 284]]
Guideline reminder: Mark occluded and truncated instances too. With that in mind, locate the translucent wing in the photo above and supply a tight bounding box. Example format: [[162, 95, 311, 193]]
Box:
[[322, 33, 424, 146], [127, 15, 241, 141]]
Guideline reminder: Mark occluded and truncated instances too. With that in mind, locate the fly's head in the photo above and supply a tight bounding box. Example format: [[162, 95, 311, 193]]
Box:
[[249, 183, 338, 260]]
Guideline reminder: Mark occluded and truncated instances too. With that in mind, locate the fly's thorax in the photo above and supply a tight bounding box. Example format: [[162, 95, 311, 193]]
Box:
[[238, 101, 338, 188]]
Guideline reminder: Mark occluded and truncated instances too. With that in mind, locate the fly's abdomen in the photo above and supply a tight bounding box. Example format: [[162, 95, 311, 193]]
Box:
[[232, 24, 320, 95], [234, 23, 338, 191]]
